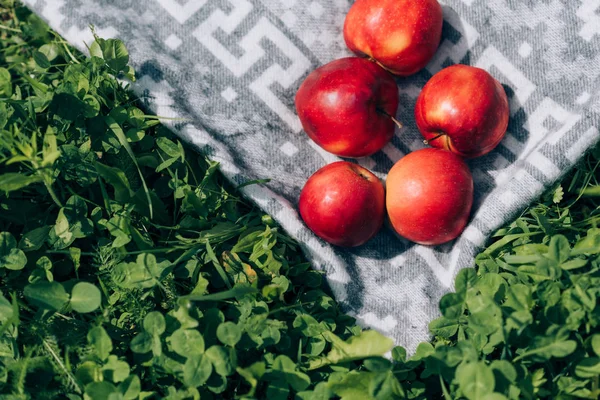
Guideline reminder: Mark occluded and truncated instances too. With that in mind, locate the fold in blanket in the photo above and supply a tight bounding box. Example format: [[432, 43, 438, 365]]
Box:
[[25, 0, 600, 352]]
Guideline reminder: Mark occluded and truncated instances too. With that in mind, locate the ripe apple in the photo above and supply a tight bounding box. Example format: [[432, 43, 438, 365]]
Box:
[[415, 64, 510, 158], [299, 161, 385, 247], [344, 0, 443, 76], [295, 57, 399, 158], [386, 148, 473, 245]]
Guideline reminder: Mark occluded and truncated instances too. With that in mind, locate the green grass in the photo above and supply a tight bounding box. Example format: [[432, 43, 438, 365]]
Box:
[[0, 1, 599, 399]]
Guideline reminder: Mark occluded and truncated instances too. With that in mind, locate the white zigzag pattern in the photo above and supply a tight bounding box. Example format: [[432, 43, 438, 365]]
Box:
[[577, 0, 600, 41], [192, 0, 310, 133], [156, 0, 208, 24]]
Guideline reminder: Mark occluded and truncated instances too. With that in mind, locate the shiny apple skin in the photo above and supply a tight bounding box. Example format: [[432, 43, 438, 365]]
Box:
[[294, 57, 399, 158], [343, 0, 443, 76], [299, 162, 385, 247], [415, 64, 510, 158], [386, 148, 473, 245]]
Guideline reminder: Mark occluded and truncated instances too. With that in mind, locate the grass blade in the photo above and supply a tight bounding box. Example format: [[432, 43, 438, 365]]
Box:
[[105, 116, 153, 219]]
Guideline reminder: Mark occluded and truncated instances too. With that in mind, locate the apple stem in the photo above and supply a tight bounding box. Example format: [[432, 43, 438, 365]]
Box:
[[389, 115, 403, 130], [377, 109, 403, 129], [367, 56, 389, 72], [423, 132, 445, 145]]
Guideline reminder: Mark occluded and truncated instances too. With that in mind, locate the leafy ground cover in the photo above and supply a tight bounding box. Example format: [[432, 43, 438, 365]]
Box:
[[0, 1, 599, 399]]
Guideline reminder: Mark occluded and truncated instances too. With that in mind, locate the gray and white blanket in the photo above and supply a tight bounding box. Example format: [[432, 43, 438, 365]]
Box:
[[25, 0, 600, 352]]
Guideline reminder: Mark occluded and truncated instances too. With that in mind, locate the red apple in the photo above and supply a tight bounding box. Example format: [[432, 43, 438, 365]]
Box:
[[344, 0, 443, 76], [415, 64, 510, 158], [386, 148, 473, 245], [299, 161, 385, 247], [295, 57, 399, 158]]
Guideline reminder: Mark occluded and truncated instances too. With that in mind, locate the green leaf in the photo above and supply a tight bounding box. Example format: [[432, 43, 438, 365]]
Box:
[[504, 254, 541, 265], [112, 253, 171, 289], [125, 128, 145, 142], [169, 329, 205, 357], [484, 232, 541, 255], [182, 284, 257, 302], [515, 335, 577, 361], [205, 345, 236, 377], [126, 107, 145, 127], [517, 261, 555, 283], [411, 342, 435, 361], [591, 334, 600, 357], [77, 361, 102, 386], [105, 116, 153, 218], [24, 281, 69, 311], [183, 354, 212, 388], [88, 326, 113, 361], [50, 196, 94, 249], [19, 226, 51, 252], [84, 381, 121, 400], [96, 38, 129, 73], [130, 332, 153, 354], [363, 357, 392, 372], [95, 162, 133, 202], [172, 302, 199, 330], [573, 284, 596, 311], [71, 282, 102, 313], [206, 373, 228, 394], [0, 67, 11, 96], [455, 268, 477, 293], [391, 347, 406, 363], [216, 322, 241, 347], [548, 235, 570, 263], [0, 232, 27, 270], [0, 173, 43, 193], [37, 257, 54, 275], [474, 273, 506, 298], [102, 212, 132, 248], [265, 379, 289, 400], [481, 395, 508, 400], [231, 228, 264, 253], [83, 94, 100, 118], [89, 39, 103, 59], [70, 247, 82, 272], [271, 354, 311, 392], [0, 102, 7, 130], [0, 294, 13, 323], [39, 43, 60, 61], [156, 137, 181, 158], [33, 50, 50, 68], [236, 361, 265, 397], [490, 360, 517, 390], [439, 292, 465, 319], [572, 228, 600, 255], [456, 361, 495, 400], [293, 314, 324, 338], [582, 185, 600, 196], [102, 355, 130, 383], [306, 336, 327, 356], [118, 375, 141, 400], [308, 330, 394, 370], [143, 311, 166, 336], [503, 284, 532, 311], [429, 316, 459, 339], [575, 357, 600, 378], [49, 93, 85, 121], [369, 371, 402, 399], [560, 258, 588, 270], [151, 335, 162, 358], [328, 371, 372, 399], [155, 157, 178, 173]]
